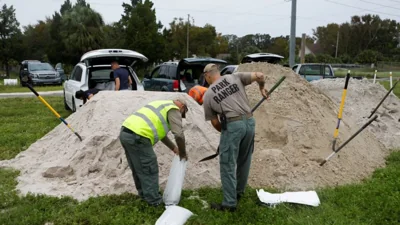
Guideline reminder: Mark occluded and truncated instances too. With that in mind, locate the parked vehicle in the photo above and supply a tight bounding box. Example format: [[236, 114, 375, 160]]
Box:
[[63, 49, 147, 112], [241, 53, 284, 64], [142, 58, 227, 92], [19, 60, 62, 86], [220, 65, 238, 75], [55, 63, 66, 82], [292, 63, 335, 81]]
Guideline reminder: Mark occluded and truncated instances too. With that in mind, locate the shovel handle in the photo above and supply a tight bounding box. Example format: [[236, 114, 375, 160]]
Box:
[[251, 76, 286, 113]]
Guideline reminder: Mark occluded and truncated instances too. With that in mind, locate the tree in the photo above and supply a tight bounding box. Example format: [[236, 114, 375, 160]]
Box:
[[355, 50, 383, 64], [0, 4, 21, 77], [312, 14, 399, 59], [21, 20, 52, 61], [60, 4, 105, 64], [118, 0, 165, 65], [103, 23, 125, 48], [267, 36, 289, 58], [60, 0, 72, 15], [47, 12, 65, 64]]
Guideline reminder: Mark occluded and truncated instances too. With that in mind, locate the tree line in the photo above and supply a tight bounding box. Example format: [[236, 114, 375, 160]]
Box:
[[0, 0, 399, 77]]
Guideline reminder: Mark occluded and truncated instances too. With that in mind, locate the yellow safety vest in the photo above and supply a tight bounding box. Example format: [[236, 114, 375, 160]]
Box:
[[122, 100, 179, 145]]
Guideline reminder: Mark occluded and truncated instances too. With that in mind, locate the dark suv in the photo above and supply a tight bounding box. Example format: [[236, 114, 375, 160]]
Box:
[[142, 58, 227, 92], [19, 60, 62, 86]]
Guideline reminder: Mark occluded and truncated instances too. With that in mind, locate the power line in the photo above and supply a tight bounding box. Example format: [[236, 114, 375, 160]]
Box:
[[386, 0, 400, 3], [360, 0, 400, 11], [325, 0, 400, 18]]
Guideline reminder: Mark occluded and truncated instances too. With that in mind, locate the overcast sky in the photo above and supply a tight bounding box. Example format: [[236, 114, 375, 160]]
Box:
[[3, 0, 400, 37]]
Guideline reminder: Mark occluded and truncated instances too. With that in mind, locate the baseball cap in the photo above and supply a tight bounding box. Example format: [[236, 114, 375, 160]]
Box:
[[203, 63, 218, 73], [176, 97, 188, 117]]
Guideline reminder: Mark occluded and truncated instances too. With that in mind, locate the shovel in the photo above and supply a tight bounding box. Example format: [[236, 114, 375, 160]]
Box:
[[332, 72, 351, 151], [320, 115, 378, 166], [367, 79, 399, 119], [22, 77, 83, 141], [198, 76, 286, 163]]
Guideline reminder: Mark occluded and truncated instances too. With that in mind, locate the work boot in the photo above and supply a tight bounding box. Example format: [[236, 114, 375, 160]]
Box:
[[148, 200, 163, 208], [210, 203, 236, 212], [237, 194, 242, 202]]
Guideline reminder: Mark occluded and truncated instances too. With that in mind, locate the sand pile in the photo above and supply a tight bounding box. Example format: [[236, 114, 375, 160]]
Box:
[[236, 63, 387, 190], [0, 91, 222, 201], [0, 63, 391, 201], [311, 78, 400, 149]]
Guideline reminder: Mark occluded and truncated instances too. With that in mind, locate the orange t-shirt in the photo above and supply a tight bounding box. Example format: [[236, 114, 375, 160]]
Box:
[[188, 85, 208, 104]]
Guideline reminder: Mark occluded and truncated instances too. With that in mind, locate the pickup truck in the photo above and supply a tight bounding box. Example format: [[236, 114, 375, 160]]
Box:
[[292, 63, 336, 81]]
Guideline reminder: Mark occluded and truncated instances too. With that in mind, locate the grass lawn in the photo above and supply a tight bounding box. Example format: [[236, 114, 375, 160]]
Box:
[[379, 81, 400, 97], [0, 97, 71, 160], [335, 69, 400, 78], [1, 96, 400, 224]]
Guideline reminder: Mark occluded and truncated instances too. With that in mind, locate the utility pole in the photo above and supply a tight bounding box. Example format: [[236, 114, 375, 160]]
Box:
[[335, 30, 339, 58], [236, 43, 240, 64], [187, 14, 190, 58], [300, 33, 306, 63], [289, 0, 297, 67]]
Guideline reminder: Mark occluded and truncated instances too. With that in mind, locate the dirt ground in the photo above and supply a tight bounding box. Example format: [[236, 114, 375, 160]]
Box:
[[237, 63, 388, 190], [311, 78, 400, 150]]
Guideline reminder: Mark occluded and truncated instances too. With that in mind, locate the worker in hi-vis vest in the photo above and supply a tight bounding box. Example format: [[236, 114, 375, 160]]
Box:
[[119, 98, 189, 207], [188, 85, 208, 105]]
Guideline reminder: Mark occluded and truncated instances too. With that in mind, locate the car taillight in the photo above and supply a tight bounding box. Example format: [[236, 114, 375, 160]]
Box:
[[173, 80, 179, 91]]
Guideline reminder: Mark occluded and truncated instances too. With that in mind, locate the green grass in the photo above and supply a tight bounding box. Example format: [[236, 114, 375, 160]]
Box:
[[379, 81, 400, 97], [0, 97, 71, 160], [335, 69, 400, 78], [1, 97, 400, 224]]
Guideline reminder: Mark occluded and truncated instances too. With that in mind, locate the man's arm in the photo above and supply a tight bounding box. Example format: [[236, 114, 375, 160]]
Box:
[[128, 76, 132, 85], [236, 72, 265, 89], [167, 109, 187, 160], [161, 136, 177, 152], [250, 72, 266, 90], [115, 77, 120, 91], [203, 94, 220, 132], [211, 118, 221, 132]]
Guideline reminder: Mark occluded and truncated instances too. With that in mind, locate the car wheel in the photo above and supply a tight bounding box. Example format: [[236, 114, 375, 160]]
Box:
[[64, 90, 71, 111]]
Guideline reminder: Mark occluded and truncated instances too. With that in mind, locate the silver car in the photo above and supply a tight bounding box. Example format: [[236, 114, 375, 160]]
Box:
[[19, 60, 62, 86]]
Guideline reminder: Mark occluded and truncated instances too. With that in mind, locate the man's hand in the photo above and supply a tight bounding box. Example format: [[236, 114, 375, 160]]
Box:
[[172, 147, 179, 155], [179, 150, 188, 161], [261, 88, 269, 100]]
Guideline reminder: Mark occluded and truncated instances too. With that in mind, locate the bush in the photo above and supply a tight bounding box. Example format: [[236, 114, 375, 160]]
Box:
[[355, 50, 383, 64]]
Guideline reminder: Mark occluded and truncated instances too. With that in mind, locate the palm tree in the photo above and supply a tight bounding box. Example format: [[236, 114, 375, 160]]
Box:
[[61, 5, 105, 62]]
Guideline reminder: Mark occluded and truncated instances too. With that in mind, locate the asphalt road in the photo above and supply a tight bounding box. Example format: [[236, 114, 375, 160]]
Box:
[[0, 90, 63, 99]]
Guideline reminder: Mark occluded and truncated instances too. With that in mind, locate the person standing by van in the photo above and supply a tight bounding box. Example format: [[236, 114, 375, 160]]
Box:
[[111, 61, 132, 91]]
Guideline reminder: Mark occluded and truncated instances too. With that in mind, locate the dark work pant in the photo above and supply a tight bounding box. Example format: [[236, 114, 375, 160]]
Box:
[[119, 128, 162, 206], [219, 117, 255, 207]]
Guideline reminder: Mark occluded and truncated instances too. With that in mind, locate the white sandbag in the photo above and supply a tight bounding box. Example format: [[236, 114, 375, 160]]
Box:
[[256, 189, 320, 207], [163, 155, 187, 206], [155, 205, 193, 225], [4, 79, 18, 86]]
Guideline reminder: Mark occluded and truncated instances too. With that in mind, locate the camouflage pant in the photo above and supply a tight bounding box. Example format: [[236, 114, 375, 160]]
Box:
[[119, 128, 162, 206], [219, 116, 256, 207]]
